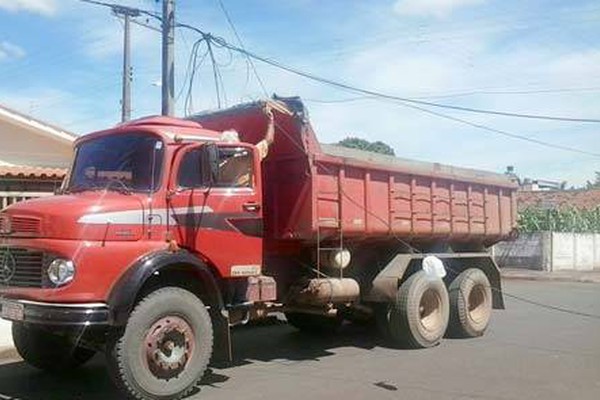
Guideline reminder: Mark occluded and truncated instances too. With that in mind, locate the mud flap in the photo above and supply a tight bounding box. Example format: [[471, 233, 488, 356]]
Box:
[[210, 310, 232, 366]]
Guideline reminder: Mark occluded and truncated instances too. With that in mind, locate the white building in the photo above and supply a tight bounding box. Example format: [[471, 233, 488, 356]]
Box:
[[0, 104, 76, 208]]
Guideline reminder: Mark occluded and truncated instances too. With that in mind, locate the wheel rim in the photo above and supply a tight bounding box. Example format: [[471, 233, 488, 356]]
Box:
[[419, 288, 443, 332], [143, 316, 195, 381], [468, 284, 488, 324]]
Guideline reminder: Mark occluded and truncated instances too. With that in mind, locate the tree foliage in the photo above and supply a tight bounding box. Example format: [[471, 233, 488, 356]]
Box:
[[337, 137, 395, 156], [585, 171, 600, 189], [518, 207, 600, 233]]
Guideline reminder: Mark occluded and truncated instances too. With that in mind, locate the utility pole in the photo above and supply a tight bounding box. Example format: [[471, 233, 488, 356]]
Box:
[[80, 1, 140, 122], [120, 9, 138, 122], [162, 0, 175, 116]]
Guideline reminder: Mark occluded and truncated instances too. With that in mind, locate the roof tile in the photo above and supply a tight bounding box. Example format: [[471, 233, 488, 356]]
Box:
[[0, 165, 67, 180]]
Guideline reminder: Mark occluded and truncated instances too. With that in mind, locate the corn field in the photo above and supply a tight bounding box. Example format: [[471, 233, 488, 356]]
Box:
[[518, 207, 600, 233]]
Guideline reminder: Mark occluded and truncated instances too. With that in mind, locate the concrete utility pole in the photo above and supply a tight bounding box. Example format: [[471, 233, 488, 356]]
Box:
[[80, 1, 140, 122], [162, 0, 176, 116], [120, 11, 136, 122]]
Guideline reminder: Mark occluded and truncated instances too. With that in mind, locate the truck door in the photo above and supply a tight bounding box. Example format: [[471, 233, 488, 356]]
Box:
[[168, 143, 263, 278]]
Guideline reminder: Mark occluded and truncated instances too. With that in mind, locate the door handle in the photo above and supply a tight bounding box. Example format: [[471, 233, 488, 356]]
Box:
[[243, 202, 261, 212]]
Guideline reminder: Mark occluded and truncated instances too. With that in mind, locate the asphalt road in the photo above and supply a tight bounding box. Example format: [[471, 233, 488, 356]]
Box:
[[0, 280, 599, 400]]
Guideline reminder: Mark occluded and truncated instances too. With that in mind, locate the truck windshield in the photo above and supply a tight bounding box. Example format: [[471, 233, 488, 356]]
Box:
[[68, 132, 164, 193]]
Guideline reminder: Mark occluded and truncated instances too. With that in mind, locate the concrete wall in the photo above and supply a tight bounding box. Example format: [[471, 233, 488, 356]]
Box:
[[494, 232, 600, 271], [493, 232, 550, 271]]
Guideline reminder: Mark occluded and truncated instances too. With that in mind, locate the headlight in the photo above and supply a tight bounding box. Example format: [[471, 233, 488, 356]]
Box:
[[47, 259, 75, 286]]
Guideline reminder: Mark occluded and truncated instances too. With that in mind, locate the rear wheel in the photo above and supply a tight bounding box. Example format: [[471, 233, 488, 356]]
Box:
[[447, 268, 492, 338], [285, 312, 342, 334], [106, 287, 213, 400], [12, 323, 96, 372], [378, 271, 449, 348]]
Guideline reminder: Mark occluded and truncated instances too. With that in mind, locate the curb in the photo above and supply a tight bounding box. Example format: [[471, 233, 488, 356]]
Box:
[[501, 272, 600, 284]]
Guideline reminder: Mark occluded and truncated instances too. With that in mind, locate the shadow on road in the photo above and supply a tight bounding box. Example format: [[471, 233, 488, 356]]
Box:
[[0, 320, 382, 400]]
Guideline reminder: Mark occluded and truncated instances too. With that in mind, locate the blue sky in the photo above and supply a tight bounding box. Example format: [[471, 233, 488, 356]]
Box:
[[0, 0, 599, 186]]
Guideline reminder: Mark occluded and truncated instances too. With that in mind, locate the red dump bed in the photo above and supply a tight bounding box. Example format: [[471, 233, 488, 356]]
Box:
[[191, 97, 518, 248]]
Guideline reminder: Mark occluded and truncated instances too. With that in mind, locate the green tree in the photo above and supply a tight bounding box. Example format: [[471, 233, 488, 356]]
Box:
[[337, 137, 395, 156], [585, 171, 600, 189]]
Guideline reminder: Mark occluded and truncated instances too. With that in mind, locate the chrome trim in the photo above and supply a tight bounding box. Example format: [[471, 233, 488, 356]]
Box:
[[15, 299, 108, 308]]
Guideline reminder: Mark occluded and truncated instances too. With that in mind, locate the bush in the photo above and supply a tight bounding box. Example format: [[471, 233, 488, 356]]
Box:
[[518, 207, 600, 233]]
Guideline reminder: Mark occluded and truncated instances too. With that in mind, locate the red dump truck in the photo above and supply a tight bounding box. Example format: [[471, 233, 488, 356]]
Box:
[[0, 97, 516, 399]]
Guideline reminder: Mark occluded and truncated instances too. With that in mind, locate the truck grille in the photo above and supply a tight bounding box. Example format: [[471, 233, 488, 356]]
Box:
[[10, 216, 41, 236], [0, 215, 9, 234], [0, 247, 45, 288]]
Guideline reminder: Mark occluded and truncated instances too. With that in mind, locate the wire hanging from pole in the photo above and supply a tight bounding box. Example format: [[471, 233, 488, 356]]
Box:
[[206, 38, 222, 109]]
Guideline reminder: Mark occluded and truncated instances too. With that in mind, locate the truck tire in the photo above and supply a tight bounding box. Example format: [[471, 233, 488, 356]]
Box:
[[447, 268, 492, 338], [106, 287, 213, 400], [12, 323, 96, 371], [285, 312, 342, 334], [380, 271, 450, 348]]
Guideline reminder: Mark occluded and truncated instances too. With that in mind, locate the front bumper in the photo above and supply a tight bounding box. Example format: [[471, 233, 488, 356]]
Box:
[[0, 298, 110, 326]]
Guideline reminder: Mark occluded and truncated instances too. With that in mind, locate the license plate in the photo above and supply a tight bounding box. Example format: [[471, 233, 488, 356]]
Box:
[[1, 300, 24, 321]]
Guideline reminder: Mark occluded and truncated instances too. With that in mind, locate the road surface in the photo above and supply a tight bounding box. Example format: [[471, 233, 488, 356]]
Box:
[[0, 280, 599, 400]]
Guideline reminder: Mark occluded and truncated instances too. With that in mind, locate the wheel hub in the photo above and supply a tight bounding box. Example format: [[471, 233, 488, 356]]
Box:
[[419, 288, 442, 332], [144, 316, 195, 380], [468, 284, 487, 323]]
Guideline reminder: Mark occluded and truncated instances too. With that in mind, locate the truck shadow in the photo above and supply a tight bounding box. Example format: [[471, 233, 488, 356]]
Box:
[[0, 321, 381, 400]]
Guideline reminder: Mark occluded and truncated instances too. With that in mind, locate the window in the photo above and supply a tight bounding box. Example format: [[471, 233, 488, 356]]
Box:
[[177, 146, 254, 189], [217, 147, 253, 188], [69, 132, 164, 192], [178, 149, 203, 188]]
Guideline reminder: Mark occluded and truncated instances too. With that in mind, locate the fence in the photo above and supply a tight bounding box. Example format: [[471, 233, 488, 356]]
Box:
[[0, 191, 54, 210], [493, 232, 600, 271]]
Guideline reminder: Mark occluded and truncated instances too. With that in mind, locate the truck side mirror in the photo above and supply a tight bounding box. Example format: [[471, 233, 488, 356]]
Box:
[[201, 143, 219, 186]]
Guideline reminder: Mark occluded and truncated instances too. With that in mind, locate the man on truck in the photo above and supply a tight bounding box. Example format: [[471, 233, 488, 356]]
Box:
[[219, 103, 275, 187]]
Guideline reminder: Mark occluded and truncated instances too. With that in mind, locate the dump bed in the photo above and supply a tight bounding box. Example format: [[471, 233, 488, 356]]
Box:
[[190, 97, 518, 248]]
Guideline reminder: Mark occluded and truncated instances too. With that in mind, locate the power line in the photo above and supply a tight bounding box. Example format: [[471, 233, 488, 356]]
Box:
[[214, 0, 269, 97], [382, 98, 600, 158], [206, 39, 222, 109], [306, 85, 600, 103], [186, 33, 600, 157], [210, 37, 600, 124], [169, 24, 600, 157]]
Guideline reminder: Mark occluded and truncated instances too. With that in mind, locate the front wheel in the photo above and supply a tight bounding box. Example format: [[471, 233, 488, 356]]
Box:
[[106, 287, 213, 400], [378, 271, 450, 348], [12, 323, 96, 371]]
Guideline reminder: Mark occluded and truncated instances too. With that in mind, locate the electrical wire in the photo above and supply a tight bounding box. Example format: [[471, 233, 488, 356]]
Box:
[[206, 39, 222, 109], [213, 0, 269, 97], [183, 39, 210, 116], [168, 28, 600, 157], [205, 35, 600, 124]]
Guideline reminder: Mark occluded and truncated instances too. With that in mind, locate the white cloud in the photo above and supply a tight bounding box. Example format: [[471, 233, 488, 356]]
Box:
[[0, 41, 26, 62], [0, 0, 57, 16], [393, 0, 485, 18]]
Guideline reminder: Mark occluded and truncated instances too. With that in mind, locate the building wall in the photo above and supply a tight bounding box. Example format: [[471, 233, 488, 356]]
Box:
[[0, 120, 73, 168]]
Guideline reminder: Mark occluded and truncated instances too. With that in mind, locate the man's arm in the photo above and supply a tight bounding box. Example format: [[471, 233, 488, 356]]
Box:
[[257, 104, 275, 160]]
